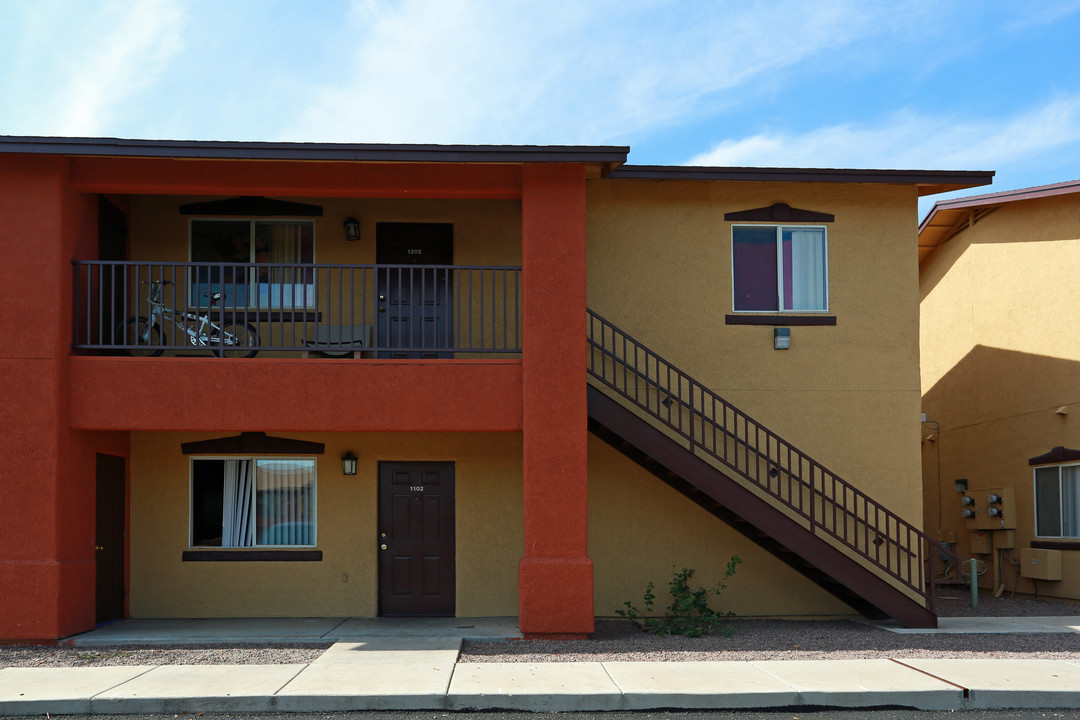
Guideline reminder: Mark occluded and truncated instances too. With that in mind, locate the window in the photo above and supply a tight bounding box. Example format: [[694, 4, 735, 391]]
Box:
[[1034, 464, 1080, 537], [732, 225, 827, 312], [191, 458, 316, 547], [190, 219, 315, 309]]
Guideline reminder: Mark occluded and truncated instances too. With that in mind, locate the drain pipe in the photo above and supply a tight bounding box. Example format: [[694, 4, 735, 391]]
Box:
[[969, 558, 978, 609]]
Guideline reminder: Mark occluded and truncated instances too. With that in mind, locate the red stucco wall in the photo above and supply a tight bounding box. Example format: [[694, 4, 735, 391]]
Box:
[[519, 164, 592, 638]]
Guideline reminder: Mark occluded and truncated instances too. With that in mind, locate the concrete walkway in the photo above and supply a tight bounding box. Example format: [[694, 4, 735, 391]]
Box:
[[3, 617, 1080, 715]]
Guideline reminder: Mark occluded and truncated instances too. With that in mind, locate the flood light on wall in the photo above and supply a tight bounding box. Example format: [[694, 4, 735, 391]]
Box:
[[343, 217, 361, 242], [773, 327, 791, 350], [341, 451, 358, 476]]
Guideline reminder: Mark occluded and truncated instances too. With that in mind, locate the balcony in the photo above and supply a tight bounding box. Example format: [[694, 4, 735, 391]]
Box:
[[73, 261, 522, 358]]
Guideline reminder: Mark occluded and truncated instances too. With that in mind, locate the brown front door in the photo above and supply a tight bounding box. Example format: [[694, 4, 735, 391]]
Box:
[[95, 453, 126, 623], [378, 461, 455, 616]]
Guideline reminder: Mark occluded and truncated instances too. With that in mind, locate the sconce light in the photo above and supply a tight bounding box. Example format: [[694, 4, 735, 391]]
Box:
[[954, 478, 968, 493], [343, 217, 361, 242], [773, 327, 791, 350], [341, 451, 358, 476]]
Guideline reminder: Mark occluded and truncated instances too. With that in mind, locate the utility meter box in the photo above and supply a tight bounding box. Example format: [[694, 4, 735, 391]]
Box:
[[966, 486, 1017, 530], [1020, 548, 1062, 580], [970, 531, 992, 554], [993, 530, 1016, 549]]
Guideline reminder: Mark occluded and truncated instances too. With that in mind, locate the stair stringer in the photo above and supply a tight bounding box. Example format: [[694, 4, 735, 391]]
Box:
[[587, 384, 937, 628]]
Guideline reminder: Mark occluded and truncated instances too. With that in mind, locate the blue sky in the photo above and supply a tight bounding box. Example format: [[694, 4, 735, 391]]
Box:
[[2, 0, 1079, 216]]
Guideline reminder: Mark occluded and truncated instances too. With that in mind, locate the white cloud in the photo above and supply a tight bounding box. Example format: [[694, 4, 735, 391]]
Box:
[[282, 0, 938, 144], [686, 96, 1080, 170], [1, 0, 184, 137]]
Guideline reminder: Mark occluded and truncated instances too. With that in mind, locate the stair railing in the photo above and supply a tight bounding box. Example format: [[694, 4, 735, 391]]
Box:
[[586, 308, 956, 612]]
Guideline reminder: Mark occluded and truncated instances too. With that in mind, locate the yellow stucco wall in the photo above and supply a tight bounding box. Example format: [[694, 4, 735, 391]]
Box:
[[128, 431, 524, 617], [129, 429, 856, 619], [920, 192, 1080, 599], [586, 179, 924, 523], [589, 436, 854, 618], [130, 196, 522, 266]]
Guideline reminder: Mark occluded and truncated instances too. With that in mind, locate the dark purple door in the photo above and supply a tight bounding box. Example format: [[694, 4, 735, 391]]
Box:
[[378, 461, 455, 616], [375, 223, 453, 358]]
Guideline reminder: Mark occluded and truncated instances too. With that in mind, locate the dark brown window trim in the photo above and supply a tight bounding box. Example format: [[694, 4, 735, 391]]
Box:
[[725, 314, 837, 326], [183, 550, 322, 562], [1030, 540, 1080, 551], [181, 432, 325, 455], [1029, 446, 1080, 465], [181, 197, 323, 217], [725, 203, 834, 223], [187, 310, 321, 323]]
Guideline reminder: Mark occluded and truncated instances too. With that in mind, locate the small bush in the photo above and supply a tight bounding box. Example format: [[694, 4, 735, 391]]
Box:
[[615, 556, 741, 637]]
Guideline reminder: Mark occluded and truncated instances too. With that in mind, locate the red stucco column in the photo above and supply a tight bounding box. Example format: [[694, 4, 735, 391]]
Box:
[[518, 164, 592, 638], [0, 155, 101, 640]]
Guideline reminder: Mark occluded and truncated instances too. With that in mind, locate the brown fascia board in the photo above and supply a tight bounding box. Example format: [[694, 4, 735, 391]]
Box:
[[919, 178, 1080, 234], [610, 165, 994, 195], [0, 135, 629, 167]]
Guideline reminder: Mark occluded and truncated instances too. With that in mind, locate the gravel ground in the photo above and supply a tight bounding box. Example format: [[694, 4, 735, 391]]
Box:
[[0, 643, 330, 669], [458, 590, 1080, 664], [3, 590, 1078, 668]]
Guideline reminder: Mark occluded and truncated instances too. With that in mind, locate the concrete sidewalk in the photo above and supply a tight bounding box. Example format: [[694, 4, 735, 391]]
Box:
[[4, 618, 1080, 715]]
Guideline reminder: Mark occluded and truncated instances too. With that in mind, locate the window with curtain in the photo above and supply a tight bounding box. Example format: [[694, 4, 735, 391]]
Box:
[[732, 225, 828, 312], [1035, 464, 1080, 537], [189, 219, 315, 309], [190, 458, 316, 547]]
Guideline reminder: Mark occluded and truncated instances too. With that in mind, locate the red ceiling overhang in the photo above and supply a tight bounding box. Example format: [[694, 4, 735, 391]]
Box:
[[66, 156, 527, 199]]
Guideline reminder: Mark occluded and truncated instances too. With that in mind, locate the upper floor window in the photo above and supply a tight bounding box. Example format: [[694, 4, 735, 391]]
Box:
[[732, 225, 827, 312], [190, 219, 315, 309], [1034, 464, 1080, 538]]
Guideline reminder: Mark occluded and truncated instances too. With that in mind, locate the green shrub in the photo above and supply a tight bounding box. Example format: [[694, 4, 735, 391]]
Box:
[[615, 556, 742, 637]]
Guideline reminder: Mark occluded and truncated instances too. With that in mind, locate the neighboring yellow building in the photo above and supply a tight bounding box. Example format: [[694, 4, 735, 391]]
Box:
[[920, 179, 1080, 601]]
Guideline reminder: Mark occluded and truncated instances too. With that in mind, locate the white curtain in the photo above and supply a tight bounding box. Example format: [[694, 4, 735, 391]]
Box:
[[221, 459, 254, 547], [259, 223, 313, 308], [787, 229, 826, 311], [1063, 466, 1080, 536], [256, 460, 314, 546]]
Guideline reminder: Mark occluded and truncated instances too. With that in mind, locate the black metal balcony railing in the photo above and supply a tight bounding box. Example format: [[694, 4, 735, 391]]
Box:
[[73, 261, 522, 357]]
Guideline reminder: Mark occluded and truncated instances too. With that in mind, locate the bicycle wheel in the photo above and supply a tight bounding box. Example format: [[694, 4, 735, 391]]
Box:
[[116, 316, 164, 357], [213, 321, 259, 358]]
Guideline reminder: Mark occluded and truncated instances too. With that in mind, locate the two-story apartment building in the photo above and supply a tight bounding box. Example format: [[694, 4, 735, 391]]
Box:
[[0, 137, 991, 641]]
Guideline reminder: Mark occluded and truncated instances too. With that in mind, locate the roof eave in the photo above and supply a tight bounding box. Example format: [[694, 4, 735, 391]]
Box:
[[608, 165, 994, 194], [0, 135, 630, 168]]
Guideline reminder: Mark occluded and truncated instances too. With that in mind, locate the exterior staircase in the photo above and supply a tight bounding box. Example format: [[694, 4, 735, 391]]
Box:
[[585, 309, 955, 628]]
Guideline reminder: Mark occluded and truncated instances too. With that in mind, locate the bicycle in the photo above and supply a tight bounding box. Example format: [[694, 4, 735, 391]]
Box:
[[117, 280, 259, 357]]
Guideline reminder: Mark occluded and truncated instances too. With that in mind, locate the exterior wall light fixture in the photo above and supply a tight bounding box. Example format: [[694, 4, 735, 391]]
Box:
[[954, 478, 968, 493], [773, 327, 790, 350], [343, 217, 361, 242], [341, 451, 358, 476]]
